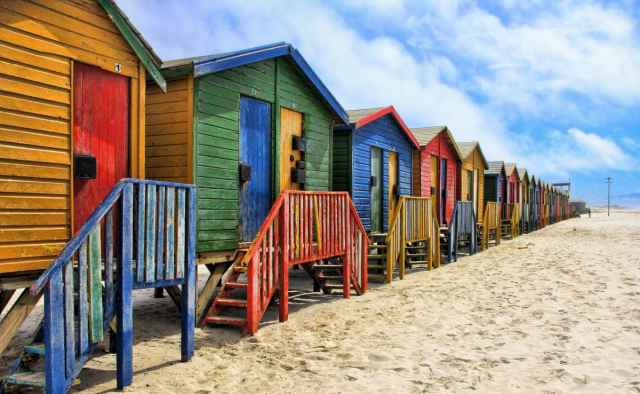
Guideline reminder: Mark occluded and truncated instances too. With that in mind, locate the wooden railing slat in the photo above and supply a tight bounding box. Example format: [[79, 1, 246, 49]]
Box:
[[145, 184, 157, 283], [165, 187, 176, 280], [156, 186, 166, 281], [136, 183, 146, 283], [78, 242, 89, 357], [104, 210, 114, 325], [176, 189, 186, 279], [63, 262, 75, 379], [88, 227, 103, 343], [44, 270, 65, 393]]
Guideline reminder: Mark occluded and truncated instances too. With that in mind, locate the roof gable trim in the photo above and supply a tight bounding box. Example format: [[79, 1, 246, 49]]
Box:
[[353, 106, 420, 149]]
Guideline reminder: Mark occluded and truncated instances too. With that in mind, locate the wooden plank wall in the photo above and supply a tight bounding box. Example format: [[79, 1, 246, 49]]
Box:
[[420, 132, 459, 224], [331, 130, 350, 192], [193, 58, 335, 253], [460, 147, 486, 222], [0, 0, 145, 274], [146, 76, 193, 184]]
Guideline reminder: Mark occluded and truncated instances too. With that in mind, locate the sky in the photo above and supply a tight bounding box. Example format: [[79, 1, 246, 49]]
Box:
[[117, 0, 640, 207]]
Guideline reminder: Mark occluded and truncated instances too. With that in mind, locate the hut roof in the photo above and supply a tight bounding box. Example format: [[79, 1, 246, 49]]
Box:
[[486, 161, 505, 176], [505, 162, 518, 178], [457, 141, 488, 169], [162, 42, 348, 124], [519, 167, 529, 181], [99, 0, 166, 91], [346, 106, 420, 148], [410, 126, 463, 160]]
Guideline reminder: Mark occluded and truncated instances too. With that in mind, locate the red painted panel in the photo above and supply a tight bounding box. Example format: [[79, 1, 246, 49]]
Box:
[[419, 131, 459, 224], [73, 62, 129, 232]]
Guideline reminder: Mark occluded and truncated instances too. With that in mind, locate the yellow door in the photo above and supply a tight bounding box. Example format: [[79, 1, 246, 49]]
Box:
[[279, 108, 303, 192], [388, 151, 399, 217]]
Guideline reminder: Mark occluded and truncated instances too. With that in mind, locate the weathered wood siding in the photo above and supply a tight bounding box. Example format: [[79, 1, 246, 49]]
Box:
[[146, 76, 193, 184], [193, 58, 335, 252], [331, 130, 350, 192], [349, 115, 413, 231], [460, 147, 486, 222], [0, 0, 146, 274], [419, 132, 458, 224]]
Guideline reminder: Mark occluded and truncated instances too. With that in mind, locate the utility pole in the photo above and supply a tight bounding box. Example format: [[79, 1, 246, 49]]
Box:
[[605, 177, 612, 216]]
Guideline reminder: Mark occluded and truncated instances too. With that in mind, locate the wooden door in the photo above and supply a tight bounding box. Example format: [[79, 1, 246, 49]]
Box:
[[472, 168, 478, 215], [73, 62, 129, 232], [370, 147, 383, 233], [439, 158, 447, 225], [431, 155, 439, 223], [279, 108, 303, 192], [387, 151, 399, 219], [239, 97, 272, 242]]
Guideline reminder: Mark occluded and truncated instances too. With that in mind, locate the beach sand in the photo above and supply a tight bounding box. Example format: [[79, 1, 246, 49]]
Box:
[[73, 209, 640, 393]]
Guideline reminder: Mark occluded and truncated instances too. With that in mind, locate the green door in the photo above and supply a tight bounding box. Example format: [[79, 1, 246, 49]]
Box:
[[370, 147, 383, 233]]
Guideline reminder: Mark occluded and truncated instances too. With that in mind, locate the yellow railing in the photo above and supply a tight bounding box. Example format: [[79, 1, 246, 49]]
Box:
[[511, 203, 520, 239], [385, 196, 440, 283], [482, 202, 501, 250]]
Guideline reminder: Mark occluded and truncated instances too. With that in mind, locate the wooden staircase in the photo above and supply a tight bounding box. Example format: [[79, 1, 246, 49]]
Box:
[[367, 233, 388, 282], [202, 191, 368, 334]]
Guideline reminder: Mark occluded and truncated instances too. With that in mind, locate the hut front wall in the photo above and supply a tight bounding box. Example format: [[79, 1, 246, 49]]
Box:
[[507, 172, 519, 204], [484, 174, 497, 202], [350, 115, 413, 231], [146, 76, 193, 184], [0, 0, 146, 274], [419, 132, 458, 224], [460, 148, 486, 222], [193, 58, 335, 253]]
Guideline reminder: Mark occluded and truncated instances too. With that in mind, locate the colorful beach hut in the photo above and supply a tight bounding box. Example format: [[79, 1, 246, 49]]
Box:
[[456, 142, 488, 222], [332, 106, 419, 233], [529, 175, 539, 230], [484, 161, 507, 205], [518, 168, 530, 233], [147, 42, 368, 333], [0, 1, 201, 391], [410, 126, 463, 225], [504, 163, 520, 238]]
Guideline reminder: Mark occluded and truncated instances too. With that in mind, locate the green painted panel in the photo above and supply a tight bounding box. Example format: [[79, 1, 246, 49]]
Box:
[[194, 57, 335, 253], [332, 131, 351, 192]]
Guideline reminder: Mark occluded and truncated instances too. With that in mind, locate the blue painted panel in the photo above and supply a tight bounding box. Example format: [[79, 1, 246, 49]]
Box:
[[239, 96, 272, 242], [348, 114, 414, 231]]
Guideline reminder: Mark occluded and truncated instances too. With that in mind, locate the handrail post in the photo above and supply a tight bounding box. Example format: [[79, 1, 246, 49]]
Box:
[[279, 194, 289, 322], [343, 194, 351, 299], [181, 187, 196, 361], [117, 182, 133, 389], [399, 199, 406, 280], [44, 269, 65, 394]]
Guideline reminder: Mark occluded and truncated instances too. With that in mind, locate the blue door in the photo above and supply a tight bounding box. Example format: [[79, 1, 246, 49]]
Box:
[[239, 97, 272, 242]]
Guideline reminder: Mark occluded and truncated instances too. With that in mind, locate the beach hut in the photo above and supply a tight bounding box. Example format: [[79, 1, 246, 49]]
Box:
[[0, 1, 201, 391], [503, 163, 520, 238], [456, 142, 488, 222], [147, 43, 368, 333], [332, 106, 419, 233], [410, 126, 463, 226], [529, 175, 539, 230], [484, 161, 507, 206], [518, 168, 530, 233]]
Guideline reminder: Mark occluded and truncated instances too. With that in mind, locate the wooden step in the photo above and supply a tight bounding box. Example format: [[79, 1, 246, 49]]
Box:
[[367, 254, 386, 260], [410, 260, 429, 265], [225, 282, 247, 289], [312, 264, 343, 270], [214, 298, 247, 308], [204, 316, 247, 327], [233, 266, 247, 273], [406, 253, 428, 257], [5, 370, 45, 387], [317, 275, 343, 280], [368, 244, 387, 249], [368, 264, 386, 270], [23, 343, 45, 356], [368, 273, 386, 281]]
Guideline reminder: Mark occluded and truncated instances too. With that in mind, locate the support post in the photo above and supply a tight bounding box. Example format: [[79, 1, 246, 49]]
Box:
[[279, 195, 289, 322], [181, 187, 196, 361], [44, 270, 65, 394], [399, 201, 406, 280], [343, 196, 351, 299], [117, 183, 133, 389]]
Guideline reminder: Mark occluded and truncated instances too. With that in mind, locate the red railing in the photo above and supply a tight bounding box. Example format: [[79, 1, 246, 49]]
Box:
[[244, 191, 368, 334]]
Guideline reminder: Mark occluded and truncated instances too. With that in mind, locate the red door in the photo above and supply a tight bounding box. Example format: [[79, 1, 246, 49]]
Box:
[[73, 62, 129, 232]]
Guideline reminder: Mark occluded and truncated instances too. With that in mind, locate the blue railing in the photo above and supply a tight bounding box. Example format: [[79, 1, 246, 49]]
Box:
[[447, 201, 478, 263], [29, 178, 196, 393]]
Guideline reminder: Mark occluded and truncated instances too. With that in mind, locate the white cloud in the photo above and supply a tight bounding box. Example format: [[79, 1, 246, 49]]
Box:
[[116, 0, 638, 179]]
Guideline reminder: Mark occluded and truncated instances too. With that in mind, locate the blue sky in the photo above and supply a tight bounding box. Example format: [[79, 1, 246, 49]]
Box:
[[117, 0, 640, 207]]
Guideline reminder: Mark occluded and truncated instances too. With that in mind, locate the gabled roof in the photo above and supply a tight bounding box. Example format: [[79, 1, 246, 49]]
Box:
[[486, 161, 506, 176], [519, 167, 529, 182], [411, 126, 463, 160], [505, 162, 519, 178], [98, 0, 166, 91], [346, 106, 420, 149], [457, 141, 488, 169], [162, 42, 348, 124]]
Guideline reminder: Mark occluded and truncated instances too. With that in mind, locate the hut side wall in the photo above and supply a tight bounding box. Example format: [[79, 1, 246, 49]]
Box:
[[332, 130, 351, 192], [419, 132, 458, 223], [193, 58, 335, 253], [146, 76, 193, 184], [350, 115, 413, 231], [0, 0, 146, 274]]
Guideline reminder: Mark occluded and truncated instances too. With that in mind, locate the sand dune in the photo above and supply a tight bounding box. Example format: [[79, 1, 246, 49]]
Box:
[[75, 210, 640, 393]]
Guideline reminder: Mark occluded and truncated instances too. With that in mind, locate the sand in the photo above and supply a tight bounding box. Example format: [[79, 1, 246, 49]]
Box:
[[73, 209, 640, 393]]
